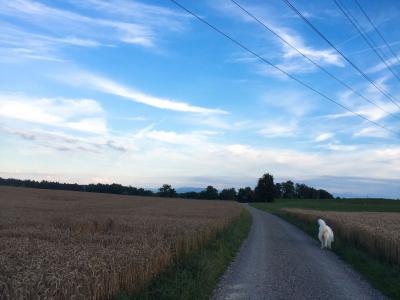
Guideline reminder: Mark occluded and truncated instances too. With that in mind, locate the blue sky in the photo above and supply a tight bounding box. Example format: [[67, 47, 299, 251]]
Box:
[[0, 0, 399, 198]]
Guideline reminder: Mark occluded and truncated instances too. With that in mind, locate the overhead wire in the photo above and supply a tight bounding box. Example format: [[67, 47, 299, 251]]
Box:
[[354, 0, 400, 72], [229, 0, 400, 122], [333, 0, 400, 84], [168, 0, 398, 136], [282, 0, 400, 110]]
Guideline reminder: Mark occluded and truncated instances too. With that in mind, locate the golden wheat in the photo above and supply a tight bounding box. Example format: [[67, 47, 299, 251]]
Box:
[[282, 208, 400, 265], [0, 186, 243, 300]]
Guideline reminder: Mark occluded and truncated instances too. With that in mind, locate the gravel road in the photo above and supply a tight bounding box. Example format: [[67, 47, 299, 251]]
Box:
[[213, 204, 387, 300]]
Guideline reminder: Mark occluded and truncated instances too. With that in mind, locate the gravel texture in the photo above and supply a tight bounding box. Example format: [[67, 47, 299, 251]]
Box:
[[213, 204, 387, 300]]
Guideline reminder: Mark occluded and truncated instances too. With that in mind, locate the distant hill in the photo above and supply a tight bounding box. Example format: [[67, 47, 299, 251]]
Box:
[[176, 187, 205, 193]]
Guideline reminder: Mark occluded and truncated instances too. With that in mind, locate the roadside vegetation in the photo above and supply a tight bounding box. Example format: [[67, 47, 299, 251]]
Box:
[[283, 208, 400, 264], [252, 199, 400, 299], [254, 197, 400, 213], [118, 210, 251, 300]]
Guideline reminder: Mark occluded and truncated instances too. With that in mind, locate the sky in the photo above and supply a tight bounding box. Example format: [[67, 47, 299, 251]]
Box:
[[0, 0, 399, 198]]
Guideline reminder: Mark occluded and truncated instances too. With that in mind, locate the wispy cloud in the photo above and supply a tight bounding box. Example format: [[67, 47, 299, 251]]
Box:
[[258, 121, 298, 138], [59, 71, 228, 115], [366, 56, 400, 74], [71, 0, 190, 31], [318, 143, 359, 152], [115, 116, 148, 122], [0, 94, 107, 134], [1, 127, 100, 153], [0, 0, 190, 61], [0, 125, 136, 153], [315, 132, 334, 142], [214, 1, 343, 76], [321, 80, 400, 124], [262, 89, 316, 117], [0, 1, 153, 45], [274, 26, 343, 67], [353, 126, 391, 138], [143, 130, 213, 146]]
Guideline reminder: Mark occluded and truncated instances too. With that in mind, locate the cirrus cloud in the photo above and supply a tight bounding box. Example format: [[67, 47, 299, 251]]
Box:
[[59, 71, 228, 115]]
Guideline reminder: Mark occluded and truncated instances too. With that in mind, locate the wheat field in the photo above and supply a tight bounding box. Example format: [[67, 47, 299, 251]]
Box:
[[0, 186, 243, 300], [283, 208, 400, 265]]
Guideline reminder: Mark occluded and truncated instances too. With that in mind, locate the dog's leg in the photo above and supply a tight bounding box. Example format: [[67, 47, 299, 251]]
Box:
[[318, 235, 324, 249]]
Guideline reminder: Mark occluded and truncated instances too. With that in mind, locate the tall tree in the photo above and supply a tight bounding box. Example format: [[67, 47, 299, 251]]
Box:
[[254, 173, 275, 202], [219, 188, 237, 201], [237, 187, 254, 203], [158, 184, 177, 198], [282, 180, 295, 198], [274, 183, 283, 198], [200, 186, 219, 200], [318, 189, 334, 199]]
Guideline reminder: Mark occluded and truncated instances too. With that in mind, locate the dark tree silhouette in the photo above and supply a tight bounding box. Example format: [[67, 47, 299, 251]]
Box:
[[254, 173, 275, 202], [179, 191, 199, 199], [281, 180, 295, 198], [318, 189, 334, 199], [237, 187, 254, 203], [158, 184, 177, 198], [274, 183, 283, 198], [219, 188, 237, 201], [0, 177, 334, 201], [200, 186, 219, 200]]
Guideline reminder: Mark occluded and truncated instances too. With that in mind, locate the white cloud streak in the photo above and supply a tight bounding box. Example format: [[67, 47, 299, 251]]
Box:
[[315, 132, 334, 142], [0, 0, 190, 61], [353, 126, 391, 138], [0, 0, 154, 46], [366, 56, 400, 74], [0, 94, 107, 134], [258, 122, 297, 137], [61, 71, 228, 115]]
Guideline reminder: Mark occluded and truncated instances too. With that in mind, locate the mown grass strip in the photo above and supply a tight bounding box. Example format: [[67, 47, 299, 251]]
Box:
[[252, 203, 400, 300], [115, 210, 252, 300]]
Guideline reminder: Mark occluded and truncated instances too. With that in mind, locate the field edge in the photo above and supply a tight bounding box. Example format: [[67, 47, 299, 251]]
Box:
[[251, 203, 400, 300], [115, 209, 252, 300]]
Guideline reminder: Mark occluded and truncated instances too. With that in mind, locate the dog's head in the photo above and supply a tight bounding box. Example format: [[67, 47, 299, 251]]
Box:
[[317, 218, 326, 226]]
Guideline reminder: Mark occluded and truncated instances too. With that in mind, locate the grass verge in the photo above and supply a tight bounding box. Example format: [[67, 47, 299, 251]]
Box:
[[115, 210, 252, 300], [252, 203, 400, 300], [252, 198, 400, 213]]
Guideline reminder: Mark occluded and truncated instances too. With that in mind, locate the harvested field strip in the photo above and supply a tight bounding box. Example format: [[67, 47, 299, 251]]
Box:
[[0, 187, 243, 299], [282, 208, 400, 265]]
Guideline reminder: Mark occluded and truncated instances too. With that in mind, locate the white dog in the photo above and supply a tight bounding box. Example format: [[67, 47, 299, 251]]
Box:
[[317, 219, 334, 249]]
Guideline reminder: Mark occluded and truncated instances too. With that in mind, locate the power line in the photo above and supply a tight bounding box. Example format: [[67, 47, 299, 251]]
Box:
[[334, 0, 400, 84], [229, 0, 400, 122], [282, 0, 400, 110], [168, 0, 398, 136], [354, 0, 400, 70]]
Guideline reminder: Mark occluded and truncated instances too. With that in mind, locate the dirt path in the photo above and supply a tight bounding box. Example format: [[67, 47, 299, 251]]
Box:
[[213, 204, 386, 300]]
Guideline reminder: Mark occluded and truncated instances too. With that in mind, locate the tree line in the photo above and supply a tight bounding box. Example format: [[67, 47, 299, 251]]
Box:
[[0, 178, 154, 196], [0, 174, 333, 202], [176, 174, 333, 202]]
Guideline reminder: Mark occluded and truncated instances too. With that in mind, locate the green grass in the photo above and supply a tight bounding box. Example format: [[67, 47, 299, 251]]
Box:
[[252, 197, 400, 213], [115, 210, 252, 300], [252, 199, 400, 300]]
